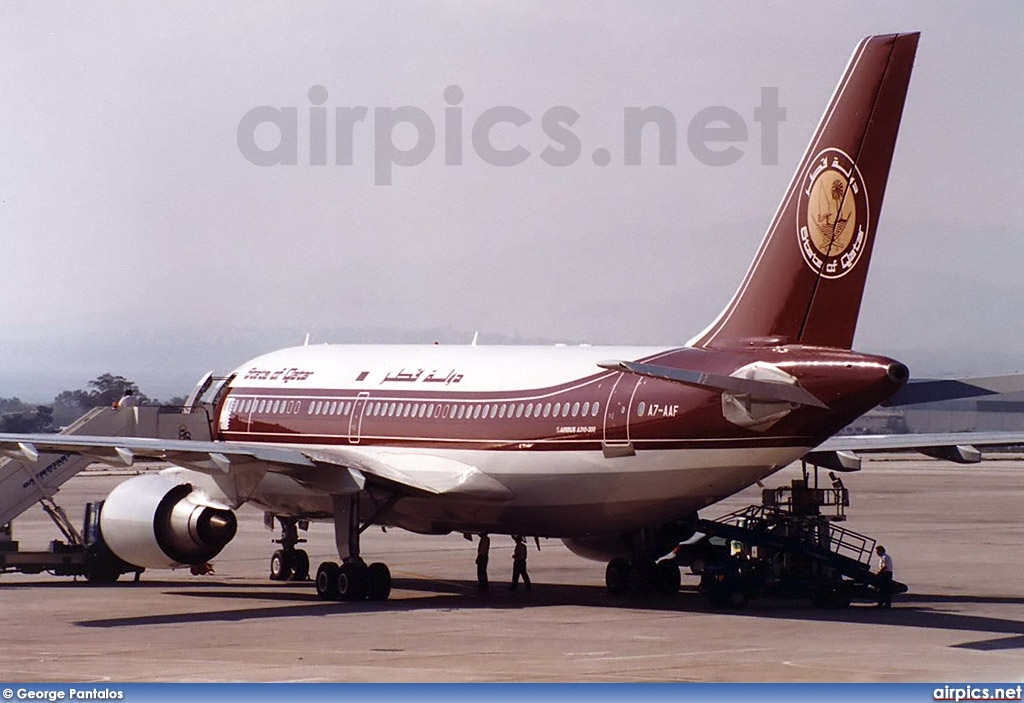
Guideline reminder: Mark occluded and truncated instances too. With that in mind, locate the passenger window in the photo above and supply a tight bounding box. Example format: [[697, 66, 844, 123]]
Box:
[[582, 401, 590, 416], [543, 402, 551, 418], [572, 401, 580, 417], [516, 403, 525, 418], [473, 405, 482, 419], [592, 401, 600, 417]]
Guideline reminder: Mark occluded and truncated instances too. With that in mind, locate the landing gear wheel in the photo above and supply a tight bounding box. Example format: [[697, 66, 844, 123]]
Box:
[[605, 558, 630, 596], [290, 550, 310, 581], [366, 562, 392, 601], [727, 588, 749, 609], [86, 560, 122, 584], [654, 560, 681, 597], [315, 562, 340, 600], [270, 549, 293, 581], [829, 584, 852, 609], [627, 564, 645, 595], [337, 561, 367, 601]]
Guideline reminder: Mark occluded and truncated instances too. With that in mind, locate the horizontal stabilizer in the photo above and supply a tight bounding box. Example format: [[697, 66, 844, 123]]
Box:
[[803, 449, 862, 472], [598, 360, 828, 408], [884, 373, 1024, 406], [818, 431, 1024, 459]]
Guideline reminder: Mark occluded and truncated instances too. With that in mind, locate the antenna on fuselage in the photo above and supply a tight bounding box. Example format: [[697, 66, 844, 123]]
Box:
[[303, 332, 311, 346], [471, 331, 479, 346]]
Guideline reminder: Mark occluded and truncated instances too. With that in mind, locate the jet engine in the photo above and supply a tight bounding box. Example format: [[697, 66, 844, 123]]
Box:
[[562, 516, 699, 562], [99, 473, 238, 569]]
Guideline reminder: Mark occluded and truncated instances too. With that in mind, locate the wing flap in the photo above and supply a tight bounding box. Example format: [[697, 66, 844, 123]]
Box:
[[302, 447, 515, 501], [0, 433, 513, 501]]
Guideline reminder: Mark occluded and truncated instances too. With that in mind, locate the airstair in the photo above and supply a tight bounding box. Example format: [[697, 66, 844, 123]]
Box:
[[0, 374, 224, 581], [680, 478, 907, 608]]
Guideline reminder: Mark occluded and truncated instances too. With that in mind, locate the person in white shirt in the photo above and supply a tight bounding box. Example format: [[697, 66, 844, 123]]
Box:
[[115, 389, 141, 408], [875, 545, 894, 608]]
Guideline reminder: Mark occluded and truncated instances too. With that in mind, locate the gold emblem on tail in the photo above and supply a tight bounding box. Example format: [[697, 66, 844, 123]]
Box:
[[798, 148, 870, 279]]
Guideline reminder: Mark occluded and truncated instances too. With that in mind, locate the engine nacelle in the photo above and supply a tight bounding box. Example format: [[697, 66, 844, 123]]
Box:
[[563, 517, 699, 562], [99, 473, 238, 569]]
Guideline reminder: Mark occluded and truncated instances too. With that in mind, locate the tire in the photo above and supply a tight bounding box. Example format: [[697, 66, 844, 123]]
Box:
[[366, 562, 392, 601], [315, 562, 340, 600], [86, 561, 122, 584], [829, 584, 852, 609], [337, 562, 366, 601], [605, 558, 630, 596], [728, 588, 749, 609], [809, 585, 830, 609], [627, 564, 648, 596], [270, 550, 292, 581], [654, 560, 681, 597], [290, 550, 310, 581]]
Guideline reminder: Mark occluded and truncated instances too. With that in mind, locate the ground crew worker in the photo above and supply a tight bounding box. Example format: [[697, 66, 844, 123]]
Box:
[[510, 535, 531, 591], [875, 545, 894, 608], [116, 389, 140, 408], [476, 533, 490, 591]]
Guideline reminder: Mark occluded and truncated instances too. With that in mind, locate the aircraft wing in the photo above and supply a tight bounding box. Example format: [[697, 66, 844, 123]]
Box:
[[813, 431, 1024, 466], [0, 433, 513, 501]]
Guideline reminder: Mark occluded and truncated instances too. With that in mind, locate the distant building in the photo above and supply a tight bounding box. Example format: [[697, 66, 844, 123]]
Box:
[[842, 392, 1024, 435]]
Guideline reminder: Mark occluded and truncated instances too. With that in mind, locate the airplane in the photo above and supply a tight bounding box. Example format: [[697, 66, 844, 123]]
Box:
[[7, 31, 1000, 602]]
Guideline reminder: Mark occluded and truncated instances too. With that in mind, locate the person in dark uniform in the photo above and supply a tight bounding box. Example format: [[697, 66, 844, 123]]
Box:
[[510, 535, 531, 591], [476, 533, 490, 591]]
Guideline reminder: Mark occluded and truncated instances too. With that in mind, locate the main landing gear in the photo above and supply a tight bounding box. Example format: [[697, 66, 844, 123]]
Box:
[[314, 493, 397, 602], [605, 556, 681, 598], [267, 515, 310, 582], [603, 527, 683, 598]]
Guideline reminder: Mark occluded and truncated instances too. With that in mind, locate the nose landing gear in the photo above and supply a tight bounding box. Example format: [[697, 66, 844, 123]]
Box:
[[267, 515, 310, 582]]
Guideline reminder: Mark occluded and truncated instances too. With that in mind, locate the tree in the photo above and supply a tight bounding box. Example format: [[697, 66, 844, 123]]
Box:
[[86, 374, 143, 408], [0, 405, 54, 433], [51, 374, 149, 425]]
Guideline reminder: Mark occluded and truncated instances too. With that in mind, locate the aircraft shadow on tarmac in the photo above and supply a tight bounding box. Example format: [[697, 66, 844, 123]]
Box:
[[60, 576, 1024, 651]]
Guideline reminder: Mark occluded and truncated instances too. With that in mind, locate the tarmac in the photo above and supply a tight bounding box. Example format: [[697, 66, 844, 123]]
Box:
[[1, 456, 1022, 682]]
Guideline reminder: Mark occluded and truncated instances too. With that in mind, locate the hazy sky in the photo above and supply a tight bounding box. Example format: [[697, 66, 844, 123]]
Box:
[[2, 2, 1023, 401]]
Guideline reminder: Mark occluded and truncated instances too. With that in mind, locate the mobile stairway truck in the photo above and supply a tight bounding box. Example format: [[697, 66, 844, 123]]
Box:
[[675, 468, 907, 608]]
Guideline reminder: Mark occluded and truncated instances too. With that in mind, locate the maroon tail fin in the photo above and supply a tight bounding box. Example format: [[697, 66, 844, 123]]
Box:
[[692, 33, 919, 350]]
